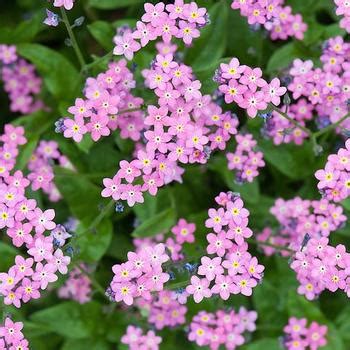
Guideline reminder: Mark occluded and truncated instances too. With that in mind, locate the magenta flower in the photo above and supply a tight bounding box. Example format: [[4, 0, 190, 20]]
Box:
[[29, 208, 56, 234], [53, 0, 74, 10]]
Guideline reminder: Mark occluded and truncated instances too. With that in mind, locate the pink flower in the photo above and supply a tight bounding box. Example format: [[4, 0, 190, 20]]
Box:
[[53, 0, 74, 10], [206, 232, 232, 257], [232, 274, 257, 296], [176, 21, 200, 45], [113, 281, 136, 305], [113, 33, 141, 60], [186, 276, 212, 303], [28, 237, 54, 262], [211, 275, 235, 300], [262, 78, 287, 105], [29, 208, 56, 234], [205, 208, 227, 233], [63, 117, 87, 143], [33, 262, 58, 290], [197, 256, 223, 281], [0, 318, 23, 344]]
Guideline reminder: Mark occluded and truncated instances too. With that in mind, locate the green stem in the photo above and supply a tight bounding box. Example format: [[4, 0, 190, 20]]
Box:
[[81, 50, 113, 73], [167, 280, 189, 290], [247, 238, 294, 253], [313, 111, 350, 138], [60, 8, 86, 69], [118, 107, 143, 114], [269, 104, 311, 135], [77, 199, 115, 237], [76, 264, 107, 298]]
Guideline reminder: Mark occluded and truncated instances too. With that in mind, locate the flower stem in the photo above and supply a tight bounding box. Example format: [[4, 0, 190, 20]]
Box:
[[60, 8, 86, 69], [76, 264, 108, 298], [81, 50, 113, 74], [313, 111, 350, 138], [247, 238, 294, 253], [167, 280, 189, 290], [269, 104, 311, 135]]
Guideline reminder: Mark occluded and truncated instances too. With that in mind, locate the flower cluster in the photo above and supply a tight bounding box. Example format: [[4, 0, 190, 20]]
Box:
[[261, 101, 310, 145], [102, 46, 239, 206], [28, 140, 74, 202], [113, 1, 208, 60], [136, 290, 187, 330], [53, 0, 74, 10], [266, 197, 347, 253], [216, 57, 286, 117], [186, 192, 264, 303], [226, 133, 265, 183], [61, 60, 143, 143], [0, 318, 29, 350], [291, 237, 350, 300], [283, 317, 328, 350], [0, 45, 45, 114], [121, 325, 162, 350], [0, 124, 71, 307], [58, 264, 92, 304], [334, 0, 350, 34], [188, 307, 257, 349], [285, 37, 350, 134], [109, 243, 170, 305], [315, 138, 350, 202], [231, 0, 307, 40]]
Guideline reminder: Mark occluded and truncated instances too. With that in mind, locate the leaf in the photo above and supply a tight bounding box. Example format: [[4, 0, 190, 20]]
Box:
[[16, 137, 39, 171], [30, 301, 103, 339], [131, 207, 176, 238], [16, 44, 80, 101], [208, 155, 260, 204], [53, 167, 108, 224], [76, 219, 113, 262], [0, 242, 18, 271], [61, 338, 109, 350], [87, 21, 115, 51], [186, 1, 228, 71], [241, 339, 283, 350], [0, 12, 44, 44], [266, 42, 316, 74], [88, 0, 145, 9], [258, 139, 324, 180]]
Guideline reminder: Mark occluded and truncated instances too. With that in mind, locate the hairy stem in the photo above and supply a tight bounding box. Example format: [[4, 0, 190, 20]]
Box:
[[60, 8, 86, 69]]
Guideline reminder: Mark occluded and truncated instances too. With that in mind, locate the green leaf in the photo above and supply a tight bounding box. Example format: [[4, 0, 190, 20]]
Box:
[[241, 339, 283, 350], [0, 242, 18, 271], [208, 155, 260, 204], [186, 1, 228, 71], [76, 219, 113, 262], [16, 44, 80, 101], [132, 207, 176, 238], [266, 42, 317, 74], [30, 301, 103, 339], [88, 21, 115, 51], [259, 139, 323, 180], [62, 338, 109, 350], [54, 167, 108, 224], [0, 12, 44, 44], [88, 0, 144, 9], [16, 136, 38, 171]]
